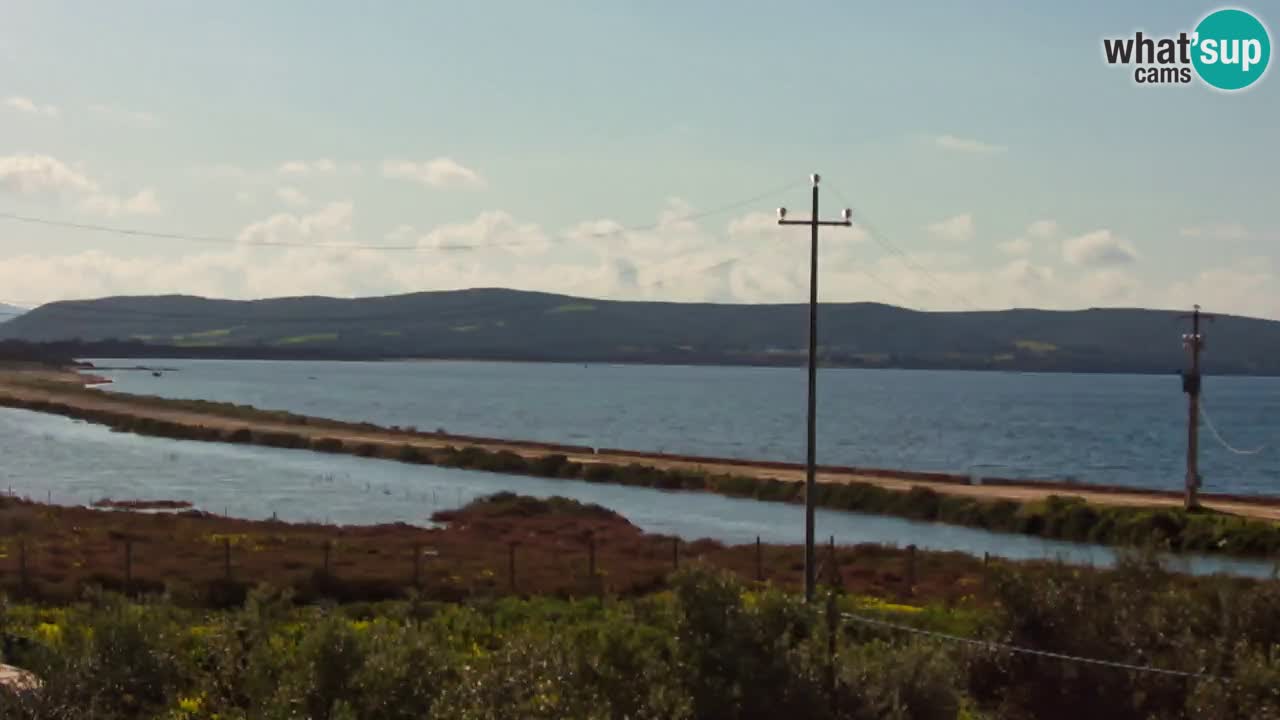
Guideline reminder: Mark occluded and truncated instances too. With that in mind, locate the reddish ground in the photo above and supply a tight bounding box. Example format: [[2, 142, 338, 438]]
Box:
[[0, 494, 992, 607]]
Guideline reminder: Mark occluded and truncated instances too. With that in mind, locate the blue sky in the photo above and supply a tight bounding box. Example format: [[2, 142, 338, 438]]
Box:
[[1, 1, 1276, 316]]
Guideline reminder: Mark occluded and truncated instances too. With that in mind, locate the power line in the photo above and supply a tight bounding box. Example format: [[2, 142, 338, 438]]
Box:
[[1199, 403, 1270, 456], [0, 181, 801, 253], [841, 611, 1229, 682], [0, 211, 497, 252], [845, 267, 919, 311], [826, 182, 982, 311], [570, 180, 803, 241]]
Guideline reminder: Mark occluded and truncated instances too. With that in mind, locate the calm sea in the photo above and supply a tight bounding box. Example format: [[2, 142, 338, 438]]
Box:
[[91, 359, 1280, 496]]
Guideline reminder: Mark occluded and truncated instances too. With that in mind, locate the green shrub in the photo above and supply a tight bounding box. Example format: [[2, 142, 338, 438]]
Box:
[[254, 431, 308, 449], [583, 463, 616, 483], [837, 640, 963, 720], [226, 427, 253, 443], [310, 437, 344, 453], [530, 453, 571, 477]]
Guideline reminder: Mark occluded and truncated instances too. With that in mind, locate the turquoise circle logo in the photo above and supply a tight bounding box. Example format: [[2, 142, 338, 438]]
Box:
[[1192, 8, 1271, 90]]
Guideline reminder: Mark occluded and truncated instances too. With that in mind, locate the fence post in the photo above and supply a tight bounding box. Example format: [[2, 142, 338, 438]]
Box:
[[755, 536, 763, 582], [18, 540, 28, 592], [124, 540, 133, 590], [413, 543, 422, 588], [672, 537, 679, 571], [223, 538, 232, 581], [828, 535, 838, 588], [322, 540, 332, 577], [906, 544, 917, 596], [587, 531, 596, 579], [826, 591, 839, 713], [508, 542, 517, 593]]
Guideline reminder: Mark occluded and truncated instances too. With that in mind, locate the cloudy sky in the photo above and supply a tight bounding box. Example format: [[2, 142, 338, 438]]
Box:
[[1, 1, 1277, 317]]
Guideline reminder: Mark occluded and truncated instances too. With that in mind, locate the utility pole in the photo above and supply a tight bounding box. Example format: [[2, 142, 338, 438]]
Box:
[[777, 173, 853, 602], [1180, 304, 1214, 510]]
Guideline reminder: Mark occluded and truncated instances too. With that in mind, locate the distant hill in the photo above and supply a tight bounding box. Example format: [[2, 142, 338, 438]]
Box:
[[0, 288, 1275, 374], [0, 303, 25, 323]]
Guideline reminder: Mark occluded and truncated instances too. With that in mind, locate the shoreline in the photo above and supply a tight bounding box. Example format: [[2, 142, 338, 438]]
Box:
[[1, 367, 1278, 557]]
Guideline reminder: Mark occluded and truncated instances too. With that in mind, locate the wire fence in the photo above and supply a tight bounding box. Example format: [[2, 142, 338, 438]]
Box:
[[0, 488, 1270, 688], [839, 611, 1229, 683]]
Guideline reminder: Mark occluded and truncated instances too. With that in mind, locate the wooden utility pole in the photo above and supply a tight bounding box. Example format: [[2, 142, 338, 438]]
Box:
[[1180, 304, 1214, 510], [776, 174, 854, 603]]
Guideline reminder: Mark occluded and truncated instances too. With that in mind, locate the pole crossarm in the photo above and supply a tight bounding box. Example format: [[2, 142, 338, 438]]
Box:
[[779, 219, 854, 227]]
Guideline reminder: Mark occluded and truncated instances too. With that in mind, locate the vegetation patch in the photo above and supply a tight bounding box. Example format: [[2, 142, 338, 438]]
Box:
[[431, 492, 622, 524], [1014, 339, 1058, 353], [0, 562, 1277, 718], [273, 333, 339, 345], [91, 498, 193, 511], [175, 328, 238, 340]]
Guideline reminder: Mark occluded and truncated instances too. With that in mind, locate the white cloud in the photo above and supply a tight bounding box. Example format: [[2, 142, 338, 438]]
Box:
[[4, 96, 59, 118], [726, 211, 778, 238], [998, 220, 1055, 256], [89, 103, 159, 128], [931, 134, 1006, 154], [6, 193, 1278, 319], [1180, 222, 1250, 241], [237, 202, 354, 246], [382, 157, 486, 189], [999, 237, 1032, 256], [0, 154, 97, 196], [414, 211, 551, 256], [277, 159, 337, 177], [1061, 230, 1139, 267], [0, 154, 160, 217], [925, 213, 975, 242], [275, 186, 310, 207], [1026, 219, 1058, 239], [1080, 269, 1140, 302], [998, 258, 1054, 287], [191, 164, 252, 182], [1158, 259, 1280, 320], [83, 189, 161, 217]]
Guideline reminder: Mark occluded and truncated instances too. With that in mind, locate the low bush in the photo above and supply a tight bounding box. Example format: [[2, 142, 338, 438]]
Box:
[[1, 566, 1278, 719], [309, 437, 344, 453]]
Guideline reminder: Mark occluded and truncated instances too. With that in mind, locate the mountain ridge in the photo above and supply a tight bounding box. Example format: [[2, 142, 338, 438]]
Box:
[[0, 288, 1274, 374]]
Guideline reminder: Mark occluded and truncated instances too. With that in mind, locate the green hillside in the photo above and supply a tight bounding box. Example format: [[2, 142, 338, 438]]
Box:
[[0, 288, 1274, 373]]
